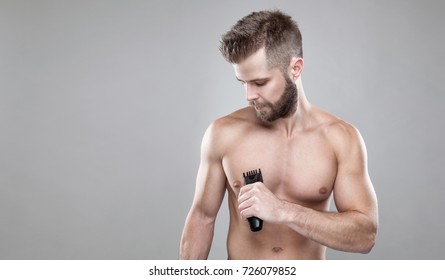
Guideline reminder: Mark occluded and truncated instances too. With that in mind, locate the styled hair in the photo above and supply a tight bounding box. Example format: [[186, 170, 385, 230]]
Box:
[[219, 10, 303, 72]]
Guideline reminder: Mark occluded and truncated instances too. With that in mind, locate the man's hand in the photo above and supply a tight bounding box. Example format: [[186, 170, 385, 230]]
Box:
[[238, 182, 285, 224]]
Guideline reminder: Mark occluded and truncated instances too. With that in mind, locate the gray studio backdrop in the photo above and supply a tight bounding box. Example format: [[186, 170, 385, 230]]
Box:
[[1, 0, 444, 259]]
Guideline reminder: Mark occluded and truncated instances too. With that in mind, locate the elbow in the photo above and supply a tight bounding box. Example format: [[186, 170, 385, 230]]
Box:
[[179, 209, 216, 259], [359, 232, 376, 254], [358, 223, 378, 254]]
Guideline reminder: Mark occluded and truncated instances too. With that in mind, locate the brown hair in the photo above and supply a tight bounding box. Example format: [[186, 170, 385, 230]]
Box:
[[219, 10, 303, 72]]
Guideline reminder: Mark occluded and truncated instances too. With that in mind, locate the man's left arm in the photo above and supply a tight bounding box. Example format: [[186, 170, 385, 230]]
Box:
[[238, 122, 378, 253]]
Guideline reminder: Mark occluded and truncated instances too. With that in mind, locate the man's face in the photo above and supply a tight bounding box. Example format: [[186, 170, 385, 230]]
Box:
[[233, 48, 297, 123], [250, 75, 297, 122]]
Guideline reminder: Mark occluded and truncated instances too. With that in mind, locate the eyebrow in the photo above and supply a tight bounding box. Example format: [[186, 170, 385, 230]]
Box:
[[235, 76, 269, 83]]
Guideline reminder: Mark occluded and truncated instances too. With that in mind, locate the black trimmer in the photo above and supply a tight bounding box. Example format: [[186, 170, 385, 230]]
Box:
[[242, 169, 264, 232]]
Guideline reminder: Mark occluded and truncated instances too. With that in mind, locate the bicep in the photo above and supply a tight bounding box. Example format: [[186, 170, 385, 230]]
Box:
[[189, 124, 227, 221], [332, 126, 378, 220], [192, 158, 226, 220]]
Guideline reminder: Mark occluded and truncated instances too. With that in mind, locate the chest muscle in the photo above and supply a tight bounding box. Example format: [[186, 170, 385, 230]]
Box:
[[222, 131, 337, 205]]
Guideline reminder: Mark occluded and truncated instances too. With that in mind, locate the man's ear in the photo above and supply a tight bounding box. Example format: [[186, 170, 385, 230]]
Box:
[[288, 57, 304, 81]]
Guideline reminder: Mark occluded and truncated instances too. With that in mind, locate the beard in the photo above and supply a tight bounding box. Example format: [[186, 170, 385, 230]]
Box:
[[250, 76, 298, 123]]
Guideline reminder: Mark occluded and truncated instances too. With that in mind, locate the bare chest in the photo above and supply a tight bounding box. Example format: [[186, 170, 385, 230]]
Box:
[[222, 130, 337, 205]]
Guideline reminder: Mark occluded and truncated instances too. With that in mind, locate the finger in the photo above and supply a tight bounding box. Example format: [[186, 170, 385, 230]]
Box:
[[238, 185, 256, 205], [239, 205, 252, 220], [239, 208, 250, 220], [239, 183, 263, 206], [239, 182, 262, 196], [239, 202, 259, 220], [242, 184, 263, 200], [238, 196, 254, 212], [238, 184, 249, 197], [238, 195, 260, 217], [237, 192, 250, 207]]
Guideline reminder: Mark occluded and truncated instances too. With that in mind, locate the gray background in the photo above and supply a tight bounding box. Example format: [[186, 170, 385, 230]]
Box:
[[1, 0, 444, 259]]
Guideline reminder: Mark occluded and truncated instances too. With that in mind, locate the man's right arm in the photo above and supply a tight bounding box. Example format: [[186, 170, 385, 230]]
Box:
[[179, 122, 227, 259]]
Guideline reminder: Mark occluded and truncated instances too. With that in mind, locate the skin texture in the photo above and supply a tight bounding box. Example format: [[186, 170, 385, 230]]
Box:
[[179, 48, 378, 260]]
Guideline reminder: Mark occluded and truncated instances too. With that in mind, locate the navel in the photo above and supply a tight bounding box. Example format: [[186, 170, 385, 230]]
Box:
[[319, 187, 328, 195], [272, 247, 283, 253]]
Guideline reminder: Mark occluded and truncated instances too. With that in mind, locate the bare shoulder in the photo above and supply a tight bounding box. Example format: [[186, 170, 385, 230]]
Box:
[[209, 107, 257, 135], [326, 119, 362, 146], [203, 107, 255, 157], [214, 107, 255, 126], [313, 107, 366, 159]]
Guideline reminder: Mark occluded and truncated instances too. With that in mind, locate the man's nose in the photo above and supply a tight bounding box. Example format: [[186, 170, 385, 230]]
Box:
[[245, 84, 259, 101]]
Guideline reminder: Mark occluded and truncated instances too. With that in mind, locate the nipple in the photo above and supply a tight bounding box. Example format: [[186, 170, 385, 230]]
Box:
[[233, 180, 242, 189], [319, 187, 328, 195]]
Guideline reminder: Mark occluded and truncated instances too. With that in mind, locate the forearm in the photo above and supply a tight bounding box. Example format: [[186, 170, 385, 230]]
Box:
[[281, 201, 377, 253], [179, 213, 215, 260]]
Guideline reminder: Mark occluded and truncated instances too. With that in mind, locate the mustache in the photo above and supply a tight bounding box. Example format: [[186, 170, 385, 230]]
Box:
[[249, 101, 271, 107]]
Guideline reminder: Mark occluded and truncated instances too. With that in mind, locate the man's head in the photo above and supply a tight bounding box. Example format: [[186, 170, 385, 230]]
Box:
[[220, 10, 303, 123], [219, 10, 303, 73]]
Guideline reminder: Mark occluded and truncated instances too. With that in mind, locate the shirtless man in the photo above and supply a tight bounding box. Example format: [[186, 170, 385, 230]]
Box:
[[179, 10, 378, 260]]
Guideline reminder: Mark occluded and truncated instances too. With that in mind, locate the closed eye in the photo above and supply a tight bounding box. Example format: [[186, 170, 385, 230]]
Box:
[[235, 77, 269, 87], [254, 81, 267, 87]]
